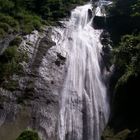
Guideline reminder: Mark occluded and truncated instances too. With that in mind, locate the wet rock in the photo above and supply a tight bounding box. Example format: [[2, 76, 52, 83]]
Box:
[[100, 31, 112, 72], [88, 9, 93, 20], [93, 16, 106, 29], [101, 31, 110, 39], [100, 31, 112, 46], [55, 53, 66, 67], [51, 81, 54, 84], [55, 60, 61, 67], [39, 36, 56, 49], [0, 28, 63, 139], [57, 53, 66, 61], [31, 34, 56, 71], [68, 37, 73, 41], [56, 21, 66, 28]]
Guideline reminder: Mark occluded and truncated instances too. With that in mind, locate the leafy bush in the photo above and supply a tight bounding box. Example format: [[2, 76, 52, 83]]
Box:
[[16, 12, 42, 34], [110, 34, 140, 130], [131, 0, 140, 17], [0, 22, 10, 32], [114, 35, 140, 73], [0, 0, 14, 13], [0, 14, 18, 27], [0, 45, 28, 87], [0, 28, 5, 38], [0, 0, 88, 38], [0, 13, 19, 33], [16, 130, 40, 140]]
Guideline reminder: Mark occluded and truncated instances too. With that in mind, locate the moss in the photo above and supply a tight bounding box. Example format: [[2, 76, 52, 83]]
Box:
[[0, 22, 11, 32], [102, 127, 140, 140], [115, 67, 134, 91], [2, 80, 19, 91], [0, 21, 19, 38], [16, 130, 40, 140], [9, 36, 22, 46], [0, 28, 5, 38], [15, 12, 42, 34], [102, 127, 131, 140], [0, 45, 28, 89], [21, 18, 42, 34], [0, 13, 19, 32]]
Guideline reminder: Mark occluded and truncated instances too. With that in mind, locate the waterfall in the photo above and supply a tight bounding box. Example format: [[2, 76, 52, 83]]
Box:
[[52, 3, 110, 140]]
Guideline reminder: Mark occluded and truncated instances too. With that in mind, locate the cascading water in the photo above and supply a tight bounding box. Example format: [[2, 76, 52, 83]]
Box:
[[52, 2, 110, 140]]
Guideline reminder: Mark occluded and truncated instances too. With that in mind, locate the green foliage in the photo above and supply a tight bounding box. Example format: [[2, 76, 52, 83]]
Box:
[[20, 14, 42, 34], [9, 36, 22, 46], [108, 0, 139, 16], [0, 28, 5, 38], [108, 1, 140, 130], [112, 34, 140, 96], [0, 0, 14, 13], [16, 130, 40, 140], [0, 23, 10, 32], [108, 0, 140, 83], [0, 0, 89, 91], [0, 46, 18, 79], [0, 13, 19, 34], [115, 35, 140, 75], [131, 0, 140, 17], [0, 13, 19, 29], [100, 3, 140, 139], [0, 43, 28, 88], [102, 128, 131, 140], [106, 0, 140, 43], [0, 0, 88, 38]]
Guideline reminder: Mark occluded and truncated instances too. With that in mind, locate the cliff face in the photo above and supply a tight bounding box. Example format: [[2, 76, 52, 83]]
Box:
[[0, 27, 67, 140], [0, 1, 106, 140]]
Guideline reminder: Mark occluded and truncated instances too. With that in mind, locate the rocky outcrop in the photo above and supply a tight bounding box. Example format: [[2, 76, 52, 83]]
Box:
[[88, 9, 93, 20], [93, 16, 106, 29], [0, 26, 67, 140], [100, 30, 112, 76]]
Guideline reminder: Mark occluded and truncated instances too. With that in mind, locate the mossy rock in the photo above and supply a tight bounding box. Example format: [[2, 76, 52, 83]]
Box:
[[2, 80, 19, 91], [16, 130, 40, 140], [0, 44, 28, 86], [9, 36, 22, 46], [102, 127, 131, 140], [114, 129, 131, 140]]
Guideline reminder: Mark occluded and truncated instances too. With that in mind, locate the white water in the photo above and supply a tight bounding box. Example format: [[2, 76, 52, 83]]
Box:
[[52, 3, 110, 140]]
